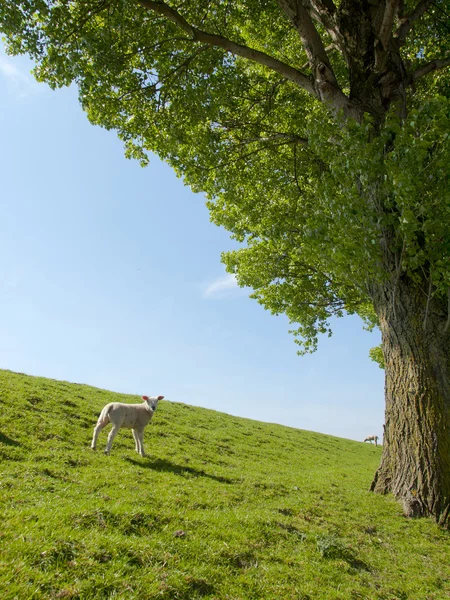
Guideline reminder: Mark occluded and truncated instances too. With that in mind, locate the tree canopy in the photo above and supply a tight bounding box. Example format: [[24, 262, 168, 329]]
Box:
[[1, 1, 448, 349]]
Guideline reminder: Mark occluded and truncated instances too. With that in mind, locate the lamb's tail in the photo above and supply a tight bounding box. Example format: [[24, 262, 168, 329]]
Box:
[[96, 404, 112, 427]]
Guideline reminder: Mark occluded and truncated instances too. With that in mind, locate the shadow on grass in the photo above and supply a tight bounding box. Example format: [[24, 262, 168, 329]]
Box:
[[0, 431, 20, 446], [316, 534, 371, 572], [125, 456, 235, 484], [343, 552, 371, 572]]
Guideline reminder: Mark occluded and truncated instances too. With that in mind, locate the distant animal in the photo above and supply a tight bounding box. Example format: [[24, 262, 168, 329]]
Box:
[[91, 395, 164, 456], [364, 435, 379, 446]]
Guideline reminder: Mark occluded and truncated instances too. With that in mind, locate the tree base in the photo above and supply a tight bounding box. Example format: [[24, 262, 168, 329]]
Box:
[[371, 468, 450, 529]]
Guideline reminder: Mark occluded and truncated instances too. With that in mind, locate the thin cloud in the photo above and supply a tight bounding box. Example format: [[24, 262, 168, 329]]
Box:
[[0, 55, 40, 97], [203, 273, 239, 298], [5, 274, 22, 289]]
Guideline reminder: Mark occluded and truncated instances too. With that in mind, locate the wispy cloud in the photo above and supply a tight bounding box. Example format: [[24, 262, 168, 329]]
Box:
[[0, 55, 40, 97], [5, 274, 22, 289], [203, 273, 240, 298]]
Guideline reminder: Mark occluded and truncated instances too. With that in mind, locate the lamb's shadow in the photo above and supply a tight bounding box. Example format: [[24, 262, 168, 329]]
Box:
[[0, 432, 20, 446], [125, 457, 235, 484]]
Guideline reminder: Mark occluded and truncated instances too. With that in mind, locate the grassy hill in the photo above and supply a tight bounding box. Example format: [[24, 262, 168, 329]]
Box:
[[0, 369, 448, 599]]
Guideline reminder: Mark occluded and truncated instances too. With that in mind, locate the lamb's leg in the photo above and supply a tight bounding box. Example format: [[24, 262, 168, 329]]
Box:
[[105, 425, 120, 455], [136, 429, 145, 456], [132, 429, 140, 453], [91, 422, 106, 450]]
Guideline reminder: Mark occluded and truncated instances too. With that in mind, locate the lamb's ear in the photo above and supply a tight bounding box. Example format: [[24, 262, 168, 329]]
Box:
[[142, 395, 150, 400], [157, 395, 164, 400]]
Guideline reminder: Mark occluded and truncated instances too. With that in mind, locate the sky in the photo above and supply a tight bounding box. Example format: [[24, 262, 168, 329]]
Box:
[[0, 46, 385, 442]]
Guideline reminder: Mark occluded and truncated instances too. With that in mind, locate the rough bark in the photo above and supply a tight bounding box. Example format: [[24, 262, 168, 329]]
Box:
[[371, 276, 450, 528]]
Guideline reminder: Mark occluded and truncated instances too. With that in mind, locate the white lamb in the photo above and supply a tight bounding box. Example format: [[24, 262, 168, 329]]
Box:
[[91, 395, 164, 456], [364, 435, 379, 446]]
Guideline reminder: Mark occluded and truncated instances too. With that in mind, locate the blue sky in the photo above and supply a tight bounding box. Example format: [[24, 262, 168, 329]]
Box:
[[0, 47, 384, 442]]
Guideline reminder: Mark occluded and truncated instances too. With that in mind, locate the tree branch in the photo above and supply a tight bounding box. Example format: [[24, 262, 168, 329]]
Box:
[[276, 0, 337, 77], [408, 55, 450, 80], [308, 0, 337, 16], [395, 0, 434, 45], [115, 44, 211, 101], [189, 137, 305, 174], [236, 133, 308, 146], [378, 0, 400, 51], [275, 0, 360, 118], [373, 0, 402, 71], [301, 0, 345, 50], [137, 0, 317, 97]]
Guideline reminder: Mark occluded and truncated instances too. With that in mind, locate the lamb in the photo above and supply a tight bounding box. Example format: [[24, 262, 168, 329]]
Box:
[[91, 395, 164, 456], [364, 435, 379, 446]]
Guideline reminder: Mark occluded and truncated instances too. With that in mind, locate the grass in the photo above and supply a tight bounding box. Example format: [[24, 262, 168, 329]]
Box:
[[0, 369, 449, 599]]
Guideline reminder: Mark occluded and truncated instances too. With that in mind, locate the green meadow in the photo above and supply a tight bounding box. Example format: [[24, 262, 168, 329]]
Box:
[[0, 369, 448, 599]]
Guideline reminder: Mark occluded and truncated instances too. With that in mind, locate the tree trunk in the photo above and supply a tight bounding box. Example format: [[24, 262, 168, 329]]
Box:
[[371, 276, 450, 528]]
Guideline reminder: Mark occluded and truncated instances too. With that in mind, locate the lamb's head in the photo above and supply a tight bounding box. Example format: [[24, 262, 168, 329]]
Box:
[[142, 395, 164, 411]]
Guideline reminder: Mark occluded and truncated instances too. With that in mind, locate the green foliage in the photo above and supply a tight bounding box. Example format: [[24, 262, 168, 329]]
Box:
[[0, 1, 449, 354], [1, 369, 449, 599], [382, 100, 450, 292], [369, 345, 385, 370]]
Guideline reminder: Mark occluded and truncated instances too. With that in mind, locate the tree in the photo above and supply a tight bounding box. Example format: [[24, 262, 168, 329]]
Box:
[[1, 0, 449, 526]]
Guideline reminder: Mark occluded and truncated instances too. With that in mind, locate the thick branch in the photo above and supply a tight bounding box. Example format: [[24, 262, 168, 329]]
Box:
[[408, 56, 450, 80], [309, 0, 337, 15], [276, 0, 337, 76], [373, 0, 401, 70], [275, 0, 360, 117], [302, 0, 345, 50], [138, 0, 317, 97], [378, 0, 400, 51], [395, 0, 434, 44]]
